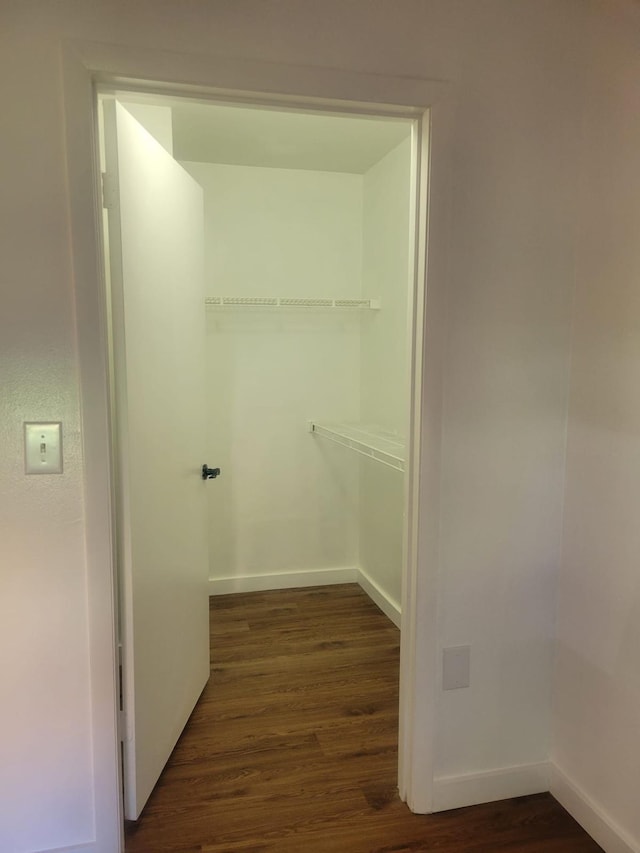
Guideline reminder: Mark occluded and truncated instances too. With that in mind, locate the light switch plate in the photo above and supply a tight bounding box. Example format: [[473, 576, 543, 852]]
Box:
[[24, 422, 63, 474]]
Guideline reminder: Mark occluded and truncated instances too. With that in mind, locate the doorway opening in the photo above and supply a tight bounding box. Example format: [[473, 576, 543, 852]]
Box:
[[96, 86, 430, 826]]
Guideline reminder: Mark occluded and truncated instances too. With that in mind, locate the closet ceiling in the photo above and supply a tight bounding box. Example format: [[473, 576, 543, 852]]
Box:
[[170, 102, 411, 174]]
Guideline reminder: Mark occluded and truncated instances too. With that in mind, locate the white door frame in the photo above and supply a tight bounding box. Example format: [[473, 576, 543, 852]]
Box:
[[62, 39, 451, 853]]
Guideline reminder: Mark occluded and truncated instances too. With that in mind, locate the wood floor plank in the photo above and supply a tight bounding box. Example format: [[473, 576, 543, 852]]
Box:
[[125, 584, 602, 853]]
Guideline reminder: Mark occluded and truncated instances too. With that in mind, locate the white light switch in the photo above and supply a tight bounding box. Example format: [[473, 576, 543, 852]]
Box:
[[24, 422, 63, 474], [443, 645, 471, 690]]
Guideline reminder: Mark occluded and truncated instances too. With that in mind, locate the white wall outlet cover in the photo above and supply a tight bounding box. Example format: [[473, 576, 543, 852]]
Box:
[[442, 645, 471, 690], [24, 422, 63, 474]]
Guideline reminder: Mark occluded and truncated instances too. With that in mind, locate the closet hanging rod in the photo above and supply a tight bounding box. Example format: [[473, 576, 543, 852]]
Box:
[[205, 296, 380, 309], [309, 421, 404, 472]]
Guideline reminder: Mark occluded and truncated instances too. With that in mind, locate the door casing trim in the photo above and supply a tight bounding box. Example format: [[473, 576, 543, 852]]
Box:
[[62, 39, 451, 852]]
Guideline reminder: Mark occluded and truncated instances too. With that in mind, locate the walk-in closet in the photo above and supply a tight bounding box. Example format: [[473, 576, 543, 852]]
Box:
[[176, 102, 412, 621], [101, 95, 416, 818]]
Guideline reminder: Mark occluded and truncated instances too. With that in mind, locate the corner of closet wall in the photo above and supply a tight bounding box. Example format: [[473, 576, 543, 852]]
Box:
[[120, 102, 174, 155], [358, 135, 412, 625]]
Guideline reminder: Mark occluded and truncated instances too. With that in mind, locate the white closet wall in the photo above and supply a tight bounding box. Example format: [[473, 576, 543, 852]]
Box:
[[361, 138, 412, 435], [182, 161, 363, 590], [359, 138, 412, 617], [183, 142, 410, 607]]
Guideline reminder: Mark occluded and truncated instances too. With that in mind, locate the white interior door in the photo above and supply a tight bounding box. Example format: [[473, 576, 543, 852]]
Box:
[[103, 100, 210, 820]]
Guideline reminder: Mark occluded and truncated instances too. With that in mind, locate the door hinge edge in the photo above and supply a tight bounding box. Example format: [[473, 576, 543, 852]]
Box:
[[102, 171, 117, 210], [118, 642, 126, 741]]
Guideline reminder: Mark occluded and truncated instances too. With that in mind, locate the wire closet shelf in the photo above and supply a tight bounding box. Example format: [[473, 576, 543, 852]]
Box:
[[309, 421, 404, 472], [205, 296, 380, 309]]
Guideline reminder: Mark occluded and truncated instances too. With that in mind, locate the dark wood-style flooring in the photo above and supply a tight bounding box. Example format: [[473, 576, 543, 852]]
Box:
[[125, 585, 601, 852]]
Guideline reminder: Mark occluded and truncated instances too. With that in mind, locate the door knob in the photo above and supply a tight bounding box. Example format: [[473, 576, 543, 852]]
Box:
[[202, 464, 221, 480]]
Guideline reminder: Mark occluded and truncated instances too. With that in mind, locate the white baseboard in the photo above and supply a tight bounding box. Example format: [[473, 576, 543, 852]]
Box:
[[432, 762, 551, 812], [34, 843, 95, 853], [357, 567, 401, 628], [550, 763, 638, 853], [208, 566, 402, 628], [209, 566, 358, 596]]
